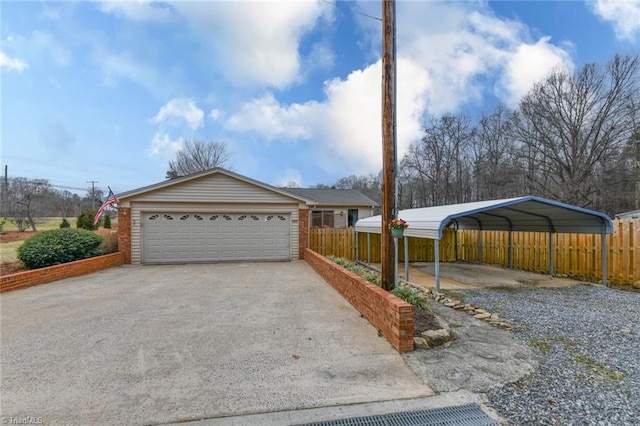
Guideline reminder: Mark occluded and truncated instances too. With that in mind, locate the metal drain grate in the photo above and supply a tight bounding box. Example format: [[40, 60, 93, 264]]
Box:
[[296, 403, 499, 426]]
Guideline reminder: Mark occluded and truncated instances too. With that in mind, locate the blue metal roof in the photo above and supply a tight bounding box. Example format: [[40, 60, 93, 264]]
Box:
[[355, 196, 613, 239]]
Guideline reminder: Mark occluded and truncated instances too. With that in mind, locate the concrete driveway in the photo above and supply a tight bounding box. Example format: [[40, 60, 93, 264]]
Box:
[[1, 261, 433, 425]]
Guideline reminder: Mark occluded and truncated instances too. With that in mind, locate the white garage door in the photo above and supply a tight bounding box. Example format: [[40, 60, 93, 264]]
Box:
[[142, 213, 291, 263]]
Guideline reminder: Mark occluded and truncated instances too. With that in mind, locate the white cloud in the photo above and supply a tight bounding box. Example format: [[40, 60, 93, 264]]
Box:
[[167, 1, 333, 88], [223, 1, 574, 177], [591, 0, 640, 41], [275, 168, 304, 188], [31, 30, 71, 67], [97, 0, 173, 22], [2, 31, 71, 68], [226, 93, 319, 141], [321, 58, 429, 173], [151, 98, 204, 130], [209, 109, 222, 121], [225, 57, 429, 175], [499, 37, 574, 107], [391, 2, 573, 113], [305, 41, 336, 72], [0, 51, 28, 72], [146, 132, 183, 157]]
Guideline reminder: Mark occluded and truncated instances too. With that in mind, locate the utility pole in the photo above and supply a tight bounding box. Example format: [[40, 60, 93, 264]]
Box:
[[634, 130, 640, 210], [381, 0, 397, 291], [2, 165, 7, 218], [87, 181, 99, 210]]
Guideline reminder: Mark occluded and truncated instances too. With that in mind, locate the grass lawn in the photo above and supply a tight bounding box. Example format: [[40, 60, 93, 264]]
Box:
[[2, 217, 78, 232], [0, 241, 23, 263]]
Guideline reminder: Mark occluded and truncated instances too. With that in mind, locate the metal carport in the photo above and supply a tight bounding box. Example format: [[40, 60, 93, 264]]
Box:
[[354, 196, 614, 292]]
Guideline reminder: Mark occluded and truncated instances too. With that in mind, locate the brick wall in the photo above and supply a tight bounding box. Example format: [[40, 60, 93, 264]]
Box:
[[118, 207, 132, 264], [299, 209, 309, 259], [1, 253, 124, 293], [303, 248, 414, 352]]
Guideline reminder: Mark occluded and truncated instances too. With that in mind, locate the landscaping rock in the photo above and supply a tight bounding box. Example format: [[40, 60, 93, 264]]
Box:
[[414, 337, 430, 349], [474, 313, 491, 320], [632, 281, 640, 289], [421, 329, 453, 346]]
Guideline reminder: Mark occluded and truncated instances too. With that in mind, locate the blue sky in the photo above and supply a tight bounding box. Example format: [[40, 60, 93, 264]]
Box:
[[1, 1, 639, 196]]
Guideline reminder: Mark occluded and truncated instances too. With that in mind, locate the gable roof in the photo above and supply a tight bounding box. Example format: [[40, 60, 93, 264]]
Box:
[[615, 209, 640, 219], [117, 168, 314, 204], [356, 196, 613, 239], [282, 188, 379, 207]]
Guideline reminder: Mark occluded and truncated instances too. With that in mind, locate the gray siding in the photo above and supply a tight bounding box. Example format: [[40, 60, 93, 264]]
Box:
[[129, 173, 299, 204], [130, 202, 299, 264]]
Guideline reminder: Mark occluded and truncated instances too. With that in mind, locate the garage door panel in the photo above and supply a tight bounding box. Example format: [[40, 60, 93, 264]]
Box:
[[143, 212, 291, 263]]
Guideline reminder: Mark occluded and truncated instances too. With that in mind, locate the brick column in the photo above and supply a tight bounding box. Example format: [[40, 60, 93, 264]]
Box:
[[298, 209, 309, 259], [118, 207, 132, 264]]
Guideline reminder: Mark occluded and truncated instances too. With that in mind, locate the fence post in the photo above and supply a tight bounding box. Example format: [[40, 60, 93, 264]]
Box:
[[601, 224, 608, 286], [549, 232, 554, 276], [509, 230, 513, 269]]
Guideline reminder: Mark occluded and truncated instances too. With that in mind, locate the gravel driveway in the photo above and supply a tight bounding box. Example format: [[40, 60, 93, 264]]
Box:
[[457, 284, 640, 425]]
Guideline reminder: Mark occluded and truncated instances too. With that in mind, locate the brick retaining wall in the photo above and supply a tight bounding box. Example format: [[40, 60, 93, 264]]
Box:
[[303, 248, 414, 352], [0, 252, 125, 293]]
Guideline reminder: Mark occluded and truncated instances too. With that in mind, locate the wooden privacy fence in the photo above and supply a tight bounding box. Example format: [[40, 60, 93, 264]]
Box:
[[308, 219, 639, 284]]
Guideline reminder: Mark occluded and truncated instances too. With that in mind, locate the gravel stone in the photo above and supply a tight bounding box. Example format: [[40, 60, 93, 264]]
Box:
[[458, 284, 640, 426]]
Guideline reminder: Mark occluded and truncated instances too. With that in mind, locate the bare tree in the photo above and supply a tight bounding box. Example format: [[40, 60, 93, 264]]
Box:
[[166, 139, 231, 179], [472, 104, 521, 199], [5, 178, 51, 231], [402, 114, 474, 206], [510, 54, 640, 207]]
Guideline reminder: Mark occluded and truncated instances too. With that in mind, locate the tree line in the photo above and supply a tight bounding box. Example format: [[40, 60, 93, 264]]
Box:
[[0, 178, 105, 231]]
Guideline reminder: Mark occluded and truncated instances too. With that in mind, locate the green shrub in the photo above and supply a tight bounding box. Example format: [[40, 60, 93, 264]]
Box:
[[76, 211, 97, 230], [393, 285, 429, 309], [59, 218, 70, 228], [17, 229, 104, 269], [102, 214, 112, 229]]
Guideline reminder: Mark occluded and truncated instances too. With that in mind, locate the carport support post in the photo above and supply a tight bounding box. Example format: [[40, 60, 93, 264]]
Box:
[[367, 233, 371, 264], [434, 239, 440, 294], [601, 226, 608, 286], [548, 232, 554, 277], [404, 236, 409, 281], [478, 230, 483, 263]]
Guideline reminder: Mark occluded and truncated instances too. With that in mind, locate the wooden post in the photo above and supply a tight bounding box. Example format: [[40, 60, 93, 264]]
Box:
[[381, 0, 397, 291]]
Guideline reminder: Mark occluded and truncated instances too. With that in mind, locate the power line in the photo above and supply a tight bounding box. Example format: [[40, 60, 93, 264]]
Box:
[[321, 0, 382, 22], [87, 180, 99, 210]]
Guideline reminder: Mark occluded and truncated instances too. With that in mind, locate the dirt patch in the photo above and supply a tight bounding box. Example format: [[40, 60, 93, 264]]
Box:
[[414, 307, 442, 336], [0, 231, 39, 243], [415, 261, 581, 289], [1, 261, 26, 275]]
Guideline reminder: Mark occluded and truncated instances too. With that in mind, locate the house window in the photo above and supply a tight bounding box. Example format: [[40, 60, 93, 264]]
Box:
[[311, 210, 334, 228], [348, 209, 359, 227]]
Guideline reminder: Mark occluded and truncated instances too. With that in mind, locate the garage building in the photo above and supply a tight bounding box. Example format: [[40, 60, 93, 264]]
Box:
[[117, 169, 314, 264]]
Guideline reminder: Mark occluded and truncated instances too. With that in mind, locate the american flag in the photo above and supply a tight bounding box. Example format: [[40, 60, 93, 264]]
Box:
[[93, 189, 118, 225]]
